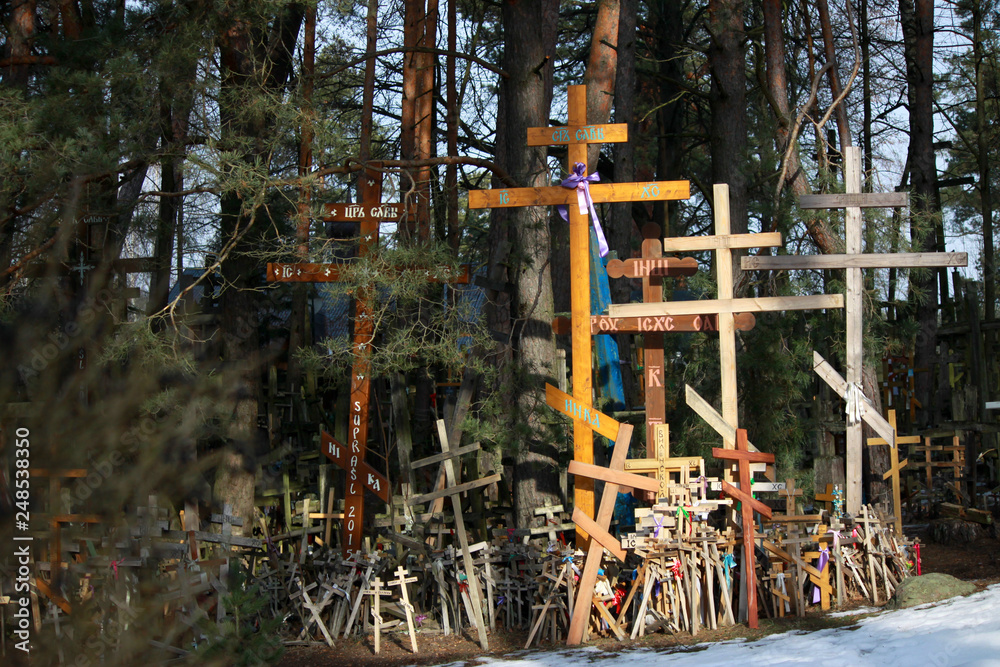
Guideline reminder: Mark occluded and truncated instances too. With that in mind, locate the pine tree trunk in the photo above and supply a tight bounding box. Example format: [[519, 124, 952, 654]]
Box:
[[707, 0, 748, 268], [900, 0, 939, 424], [216, 3, 303, 533], [609, 0, 640, 411], [490, 0, 561, 528]]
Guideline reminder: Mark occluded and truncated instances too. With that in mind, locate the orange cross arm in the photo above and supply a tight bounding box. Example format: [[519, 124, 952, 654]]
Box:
[[526, 123, 628, 146], [323, 202, 415, 222], [712, 447, 776, 465], [468, 181, 690, 209]]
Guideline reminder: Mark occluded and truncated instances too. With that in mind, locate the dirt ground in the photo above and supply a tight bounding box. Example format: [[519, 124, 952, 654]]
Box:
[[277, 525, 1000, 667]]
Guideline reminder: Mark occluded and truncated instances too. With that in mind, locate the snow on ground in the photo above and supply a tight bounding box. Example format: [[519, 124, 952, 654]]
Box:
[[465, 584, 1000, 667]]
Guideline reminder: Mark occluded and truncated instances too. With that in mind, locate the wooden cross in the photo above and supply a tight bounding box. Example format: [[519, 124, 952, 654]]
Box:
[[814, 483, 837, 513], [388, 566, 419, 653], [610, 184, 843, 471], [711, 429, 775, 629], [620, 424, 703, 500], [605, 222, 756, 455], [320, 430, 390, 556], [404, 420, 490, 649], [743, 147, 967, 513], [781, 478, 804, 516], [469, 84, 690, 537], [364, 577, 392, 654], [563, 416, 640, 645], [268, 165, 439, 556], [866, 410, 915, 536]]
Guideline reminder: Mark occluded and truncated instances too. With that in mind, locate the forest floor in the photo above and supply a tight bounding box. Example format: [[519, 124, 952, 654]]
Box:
[[277, 525, 1000, 667]]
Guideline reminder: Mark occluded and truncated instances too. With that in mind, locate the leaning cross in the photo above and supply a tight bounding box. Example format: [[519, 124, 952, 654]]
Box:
[[711, 428, 775, 629], [742, 146, 967, 513], [388, 566, 419, 653], [469, 84, 689, 541], [563, 415, 641, 645], [866, 409, 915, 536]]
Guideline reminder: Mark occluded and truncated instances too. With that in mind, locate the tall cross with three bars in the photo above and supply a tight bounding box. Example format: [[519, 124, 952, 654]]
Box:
[[468, 84, 689, 540], [742, 146, 967, 514]]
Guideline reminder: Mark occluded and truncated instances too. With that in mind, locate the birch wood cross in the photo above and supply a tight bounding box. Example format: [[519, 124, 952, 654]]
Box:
[[743, 147, 966, 513]]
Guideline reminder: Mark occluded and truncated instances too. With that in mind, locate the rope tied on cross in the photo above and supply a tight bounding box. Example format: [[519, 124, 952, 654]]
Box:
[[558, 162, 609, 256]]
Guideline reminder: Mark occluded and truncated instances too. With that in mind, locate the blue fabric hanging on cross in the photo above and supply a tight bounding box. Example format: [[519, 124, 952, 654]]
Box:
[[589, 226, 625, 414]]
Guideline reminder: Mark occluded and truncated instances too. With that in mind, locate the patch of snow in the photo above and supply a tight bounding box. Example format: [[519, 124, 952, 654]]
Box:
[[439, 584, 1000, 667], [827, 606, 878, 617]]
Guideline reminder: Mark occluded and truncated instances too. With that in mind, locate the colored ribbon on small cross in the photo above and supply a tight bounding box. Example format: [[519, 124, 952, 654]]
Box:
[[558, 162, 609, 256], [776, 572, 790, 613], [110, 559, 122, 580], [723, 553, 737, 591], [653, 514, 664, 538], [829, 529, 842, 550], [811, 547, 830, 604]]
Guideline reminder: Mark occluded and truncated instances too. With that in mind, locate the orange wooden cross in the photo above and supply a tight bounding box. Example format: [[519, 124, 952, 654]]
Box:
[[469, 85, 689, 540], [712, 428, 774, 629]]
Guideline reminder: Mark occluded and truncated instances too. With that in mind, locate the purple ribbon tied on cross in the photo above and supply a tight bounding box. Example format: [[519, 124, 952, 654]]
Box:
[[812, 547, 830, 604], [653, 514, 664, 538], [558, 162, 609, 257]]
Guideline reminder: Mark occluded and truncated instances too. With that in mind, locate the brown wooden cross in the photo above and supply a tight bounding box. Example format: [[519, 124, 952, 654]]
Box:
[[268, 166, 395, 556], [320, 431, 389, 556], [611, 185, 843, 472], [711, 429, 775, 629], [743, 147, 967, 513], [866, 409, 916, 536], [469, 84, 690, 537]]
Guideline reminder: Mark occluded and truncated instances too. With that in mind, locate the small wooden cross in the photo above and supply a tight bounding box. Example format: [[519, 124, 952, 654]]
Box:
[[711, 429, 775, 629], [746, 147, 966, 513], [388, 565, 419, 653], [620, 424, 703, 500], [364, 577, 392, 654], [866, 410, 915, 536], [814, 483, 836, 513], [780, 478, 804, 516], [470, 84, 690, 537]]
